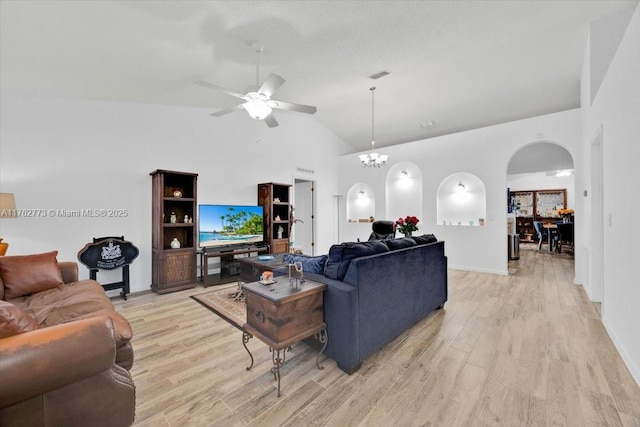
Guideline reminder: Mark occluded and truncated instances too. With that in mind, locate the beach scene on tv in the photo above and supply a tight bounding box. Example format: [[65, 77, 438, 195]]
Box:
[[199, 204, 264, 248]]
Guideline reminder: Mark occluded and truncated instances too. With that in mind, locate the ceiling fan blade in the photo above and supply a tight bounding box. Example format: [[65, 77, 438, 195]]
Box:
[[264, 114, 279, 128], [259, 74, 285, 98], [210, 103, 246, 117], [194, 80, 246, 99], [272, 100, 317, 115]]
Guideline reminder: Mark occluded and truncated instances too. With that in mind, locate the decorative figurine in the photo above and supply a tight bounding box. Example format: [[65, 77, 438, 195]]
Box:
[[170, 212, 177, 224], [288, 262, 304, 288], [170, 238, 180, 249], [277, 225, 284, 239], [184, 214, 189, 223]]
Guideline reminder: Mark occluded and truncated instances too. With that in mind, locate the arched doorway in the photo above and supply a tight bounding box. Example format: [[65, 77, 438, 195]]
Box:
[[507, 141, 576, 259]]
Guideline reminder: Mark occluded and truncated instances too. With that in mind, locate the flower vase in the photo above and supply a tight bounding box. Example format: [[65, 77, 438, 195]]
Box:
[[563, 216, 570, 224], [404, 231, 412, 237]]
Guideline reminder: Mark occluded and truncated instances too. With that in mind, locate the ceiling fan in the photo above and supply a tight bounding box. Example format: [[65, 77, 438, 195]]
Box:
[[194, 43, 316, 128]]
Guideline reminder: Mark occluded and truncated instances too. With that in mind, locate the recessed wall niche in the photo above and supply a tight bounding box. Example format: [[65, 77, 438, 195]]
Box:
[[437, 172, 486, 226], [346, 183, 375, 223], [385, 162, 422, 222]]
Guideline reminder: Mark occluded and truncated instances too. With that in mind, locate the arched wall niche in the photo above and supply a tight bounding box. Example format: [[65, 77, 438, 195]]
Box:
[[346, 183, 375, 223], [437, 172, 486, 226], [385, 162, 422, 222]]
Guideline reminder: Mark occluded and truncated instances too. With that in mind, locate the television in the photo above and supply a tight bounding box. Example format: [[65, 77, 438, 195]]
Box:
[[198, 204, 264, 248]]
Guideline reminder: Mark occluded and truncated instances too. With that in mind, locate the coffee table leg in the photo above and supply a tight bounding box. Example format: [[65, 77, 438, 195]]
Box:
[[314, 329, 328, 370], [270, 348, 288, 397], [242, 330, 254, 371]]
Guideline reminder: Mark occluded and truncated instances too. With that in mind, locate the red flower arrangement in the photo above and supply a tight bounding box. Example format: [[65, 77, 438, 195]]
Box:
[[395, 216, 420, 235]]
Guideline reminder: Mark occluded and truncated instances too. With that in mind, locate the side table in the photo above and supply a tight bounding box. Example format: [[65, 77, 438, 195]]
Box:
[[241, 279, 327, 397]]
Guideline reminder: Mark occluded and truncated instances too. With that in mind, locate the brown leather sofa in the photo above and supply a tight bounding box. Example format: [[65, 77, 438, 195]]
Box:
[[0, 251, 135, 426]]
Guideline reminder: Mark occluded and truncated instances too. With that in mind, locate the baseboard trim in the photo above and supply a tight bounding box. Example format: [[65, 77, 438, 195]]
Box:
[[602, 317, 640, 388], [448, 264, 508, 276]]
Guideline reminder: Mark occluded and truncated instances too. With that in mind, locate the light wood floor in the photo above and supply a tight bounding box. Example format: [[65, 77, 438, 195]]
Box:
[[113, 244, 640, 426]]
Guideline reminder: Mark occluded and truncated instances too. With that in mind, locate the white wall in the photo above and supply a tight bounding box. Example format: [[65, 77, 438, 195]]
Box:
[[0, 95, 350, 293], [339, 109, 582, 275], [581, 4, 640, 384]]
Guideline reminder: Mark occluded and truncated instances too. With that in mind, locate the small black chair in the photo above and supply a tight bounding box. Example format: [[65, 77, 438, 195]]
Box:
[[556, 222, 574, 253], [369, 220, 396, 240]]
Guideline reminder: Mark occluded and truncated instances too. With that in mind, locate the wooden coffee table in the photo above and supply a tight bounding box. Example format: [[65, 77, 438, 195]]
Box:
[[241, 278, 327, 397], [238, 254, 289, 283]]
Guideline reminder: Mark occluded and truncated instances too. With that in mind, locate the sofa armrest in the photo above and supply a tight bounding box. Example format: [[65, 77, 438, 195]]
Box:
[[0, 316, 116, 408], [320, 278, 362, 373], [58, 261, 78, 283]]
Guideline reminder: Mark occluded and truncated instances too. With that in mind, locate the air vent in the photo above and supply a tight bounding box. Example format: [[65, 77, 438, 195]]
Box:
[[367, 70, 391, 80]]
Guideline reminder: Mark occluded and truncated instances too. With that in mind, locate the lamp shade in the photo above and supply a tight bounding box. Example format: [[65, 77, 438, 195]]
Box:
[[0, 193, 17, 218]]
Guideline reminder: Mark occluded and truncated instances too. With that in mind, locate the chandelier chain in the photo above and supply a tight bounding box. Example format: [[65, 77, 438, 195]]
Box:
[[371, 86, 375, 150], [358, 86, 388, 167]]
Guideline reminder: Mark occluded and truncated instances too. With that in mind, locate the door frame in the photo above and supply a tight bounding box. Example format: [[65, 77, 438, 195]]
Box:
[[292, 178, 316, 255]]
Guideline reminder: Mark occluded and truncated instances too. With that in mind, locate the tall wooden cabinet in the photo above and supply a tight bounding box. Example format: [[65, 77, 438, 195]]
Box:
[[258, 183, 291, 254], [150, 170, 198, 293], [510, 188, 567, 243]]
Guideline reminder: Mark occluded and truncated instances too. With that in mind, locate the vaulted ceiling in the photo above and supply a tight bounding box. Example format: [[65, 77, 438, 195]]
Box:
[[1, 0, 637, 152]]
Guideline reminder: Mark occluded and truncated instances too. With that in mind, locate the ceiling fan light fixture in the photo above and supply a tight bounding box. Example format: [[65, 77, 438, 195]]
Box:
[[244, 99, 272, 120]]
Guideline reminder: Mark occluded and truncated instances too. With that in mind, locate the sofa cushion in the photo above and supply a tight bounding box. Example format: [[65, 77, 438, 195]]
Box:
[[0, 300, 40, 339], [324, 241, 389, 280], [9, 279, 133, 348], [411, 234, 438, 245], [282, 254, 328, 274], [384, 237, 417, 251], [0, 251, 64, 300]]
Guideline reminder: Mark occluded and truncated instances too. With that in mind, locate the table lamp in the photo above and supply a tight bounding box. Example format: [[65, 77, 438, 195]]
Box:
[[0, 193, 17, 255]]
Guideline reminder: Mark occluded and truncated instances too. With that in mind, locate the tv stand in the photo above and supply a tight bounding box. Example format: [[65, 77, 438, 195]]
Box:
[[199, 245, 270, 287]]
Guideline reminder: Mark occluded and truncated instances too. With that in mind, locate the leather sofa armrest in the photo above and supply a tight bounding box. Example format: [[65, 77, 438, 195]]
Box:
[[0, 316, 116, 408], [58, 261, 78, 283]]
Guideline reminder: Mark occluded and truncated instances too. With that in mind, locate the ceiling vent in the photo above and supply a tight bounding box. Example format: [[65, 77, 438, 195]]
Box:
[[367, 70, 391, 80]]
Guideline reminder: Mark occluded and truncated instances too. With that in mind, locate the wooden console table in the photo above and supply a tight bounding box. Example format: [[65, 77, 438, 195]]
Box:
[[241, 279, 327, 397], [198, 246, 269, 287]]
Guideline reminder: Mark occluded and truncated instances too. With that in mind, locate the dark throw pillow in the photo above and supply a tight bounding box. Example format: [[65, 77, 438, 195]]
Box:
[[282, 254, 328, 275], [411, 234, 438, 245], [384, 237, 418, 251], [324, 241, 389, 280]]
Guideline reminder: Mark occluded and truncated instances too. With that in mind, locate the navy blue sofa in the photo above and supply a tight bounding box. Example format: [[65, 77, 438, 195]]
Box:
[[285, 237, 448, 374]]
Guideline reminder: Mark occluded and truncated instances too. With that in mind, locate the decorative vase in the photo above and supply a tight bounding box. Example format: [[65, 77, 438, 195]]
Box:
[[170, 212, 177, 224], [170, 238, 180, 249], [404, 231, 412, 237], [563, 216, 570, 223]]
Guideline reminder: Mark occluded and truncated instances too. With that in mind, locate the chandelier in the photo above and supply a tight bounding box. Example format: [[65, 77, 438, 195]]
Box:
[[359, 87, 388, 167]]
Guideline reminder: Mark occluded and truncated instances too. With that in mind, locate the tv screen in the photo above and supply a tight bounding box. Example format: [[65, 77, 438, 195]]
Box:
[[198, 204, 264, 248]]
